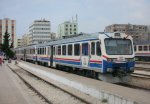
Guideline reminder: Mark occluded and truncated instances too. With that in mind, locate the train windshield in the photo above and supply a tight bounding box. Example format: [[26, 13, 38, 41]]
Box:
[[105, 39, 133, 55]]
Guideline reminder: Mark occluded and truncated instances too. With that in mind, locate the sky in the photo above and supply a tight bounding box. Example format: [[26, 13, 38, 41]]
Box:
[[0, 0, 150, 37]]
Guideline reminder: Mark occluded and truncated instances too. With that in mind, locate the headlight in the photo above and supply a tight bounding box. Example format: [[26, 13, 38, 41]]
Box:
[[107, 58, 117, 62], [107, 68, 113, 72]]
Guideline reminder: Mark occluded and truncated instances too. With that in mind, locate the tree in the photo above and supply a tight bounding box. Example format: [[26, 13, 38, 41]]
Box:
[[1, 30, 15, 58], [1, 31, 10, 51], [10, 42, 14, 48]]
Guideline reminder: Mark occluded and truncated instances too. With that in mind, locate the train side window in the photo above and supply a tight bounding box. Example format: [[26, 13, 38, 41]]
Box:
[[144, 46, 148, 51], [74, 44, 80, 56], [30, 49, 31, 54], [39, 48, 40, 54], [43, 48, 44, 55], [58, 46, 61, 55], [43, 48, 45, 55], [42, 48, 44, 55], [62, 45, 66, 55], [149, 45, 150, 51], [56, 46, 58, 55], [68, 44, 72, 55], [33, 49, 35, 54], [91, 42, 95, 55], [41, 48, 43, 55], [39, 48, 41, 54], [47, 47, 49, 55], [41, 48, 42, 55], [96, 41, 101, 56], [138, 46, 142, 51], [45, 47, 46, 55], [53, 47, 55, 55], [37, 48, 39, 54], [82, 43, 88, 56], [134, 46, 136, 51]]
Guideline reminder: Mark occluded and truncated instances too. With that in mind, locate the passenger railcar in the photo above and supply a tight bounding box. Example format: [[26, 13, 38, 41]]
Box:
[[134, 41, 150, 61], [14, 32, 135, 83]]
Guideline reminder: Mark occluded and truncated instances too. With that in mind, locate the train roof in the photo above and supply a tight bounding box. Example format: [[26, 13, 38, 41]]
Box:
[[37, 33, 101, 47], [14, 32, 131, 49], [134, 41, 150, 45]]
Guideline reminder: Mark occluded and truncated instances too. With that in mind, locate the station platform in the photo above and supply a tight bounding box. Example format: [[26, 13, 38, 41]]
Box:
[[0, 63, 36, 104]]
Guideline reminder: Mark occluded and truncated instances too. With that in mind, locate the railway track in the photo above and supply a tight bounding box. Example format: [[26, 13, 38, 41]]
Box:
[[134, 65, 150, 79], [7, 61, 150, 104], [131, 73, 150, 79], [135, 61, 150, 64], [7, 64, 92, 104], [10, 60, 150, 92], [122, 66, 150, 90]]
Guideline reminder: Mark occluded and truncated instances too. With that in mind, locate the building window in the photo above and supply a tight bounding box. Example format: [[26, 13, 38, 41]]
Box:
[[74, 25, 76, 27], [74, 44, 80, 56], [91, 42, 95, 55], [70, 25, 72, 27], [68, 44, 72, 55], [66, 25, 68, 27], [74, 29, 76, 31], [62, 45, 66, 55]]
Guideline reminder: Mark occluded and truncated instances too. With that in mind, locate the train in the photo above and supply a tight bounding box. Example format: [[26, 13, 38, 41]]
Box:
[[14, 32, 135, 83], [134, 41, 150, 61]]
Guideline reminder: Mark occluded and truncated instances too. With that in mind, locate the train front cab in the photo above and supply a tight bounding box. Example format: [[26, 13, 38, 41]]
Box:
[[99, 33, 135, 83]]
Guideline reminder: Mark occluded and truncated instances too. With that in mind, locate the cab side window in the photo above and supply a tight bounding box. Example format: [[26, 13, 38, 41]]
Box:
[[96, 41, 101, 56], [91, 42, 95, 55]]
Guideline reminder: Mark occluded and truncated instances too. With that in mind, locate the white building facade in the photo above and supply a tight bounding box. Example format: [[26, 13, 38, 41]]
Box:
[[58, 21, 78, 39], [17, 38, 23, 47], [29, 19, 51, 44], [22, 33, 29, 46], [0, 18, 17, 48]]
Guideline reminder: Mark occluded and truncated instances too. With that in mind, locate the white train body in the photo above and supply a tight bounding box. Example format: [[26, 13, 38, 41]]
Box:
[[134, 41, 150, 61], [15, 32, 135, 82]]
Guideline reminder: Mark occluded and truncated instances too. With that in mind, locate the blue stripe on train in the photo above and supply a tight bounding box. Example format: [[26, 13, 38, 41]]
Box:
[[37, 58, 49, 62], [55, 60, 81, 65], [89, 63, 102, 68]]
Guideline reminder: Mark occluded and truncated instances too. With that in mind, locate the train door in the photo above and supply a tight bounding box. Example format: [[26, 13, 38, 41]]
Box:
[[35, 46, 37, 62], [24, 49, 26, 61], [90, 41, 102, 69], [50, 46, 53, 67], [81, 43, 89, 67]]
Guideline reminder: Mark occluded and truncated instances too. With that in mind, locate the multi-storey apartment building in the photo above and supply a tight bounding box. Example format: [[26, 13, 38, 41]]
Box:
[[0, 18, 16, 48], [105, 24, 148, 42], [29, 19, 51, 44], [58, 20, 78, 39], [17, 38, 23, 47], [22, 33, 29, 46]]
